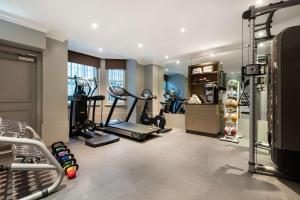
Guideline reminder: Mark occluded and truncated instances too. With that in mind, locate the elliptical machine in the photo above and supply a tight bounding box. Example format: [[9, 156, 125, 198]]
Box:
[[140, 89, 172, 133], [69, 76, 119, 147]]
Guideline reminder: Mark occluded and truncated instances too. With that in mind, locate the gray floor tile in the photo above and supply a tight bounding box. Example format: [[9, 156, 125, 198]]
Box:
[[42, 129, 300, 200]]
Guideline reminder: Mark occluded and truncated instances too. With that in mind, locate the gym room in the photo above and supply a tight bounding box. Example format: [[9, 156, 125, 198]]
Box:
[[0, 0, 300, 199]]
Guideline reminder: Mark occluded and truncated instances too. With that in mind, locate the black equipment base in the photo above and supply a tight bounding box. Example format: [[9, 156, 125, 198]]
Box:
[[71, 130, 119, 148], [272, 147, 300, 179], [85, 132, 120, 148], [158, 128, 172, 133]]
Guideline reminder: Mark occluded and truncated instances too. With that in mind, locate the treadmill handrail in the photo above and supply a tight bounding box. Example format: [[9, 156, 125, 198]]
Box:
[[107, 86, 127, 100], [107, 86, 147, 100]]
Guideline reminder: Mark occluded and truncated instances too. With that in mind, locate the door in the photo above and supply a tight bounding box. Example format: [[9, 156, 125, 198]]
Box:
[[0, 46, 37, 130]]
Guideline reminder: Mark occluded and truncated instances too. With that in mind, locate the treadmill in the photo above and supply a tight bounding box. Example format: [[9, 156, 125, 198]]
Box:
[[105, 86, 160, 140]]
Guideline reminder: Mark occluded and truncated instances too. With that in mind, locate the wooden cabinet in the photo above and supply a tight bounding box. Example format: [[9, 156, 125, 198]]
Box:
[[185, 104, 221, 136]]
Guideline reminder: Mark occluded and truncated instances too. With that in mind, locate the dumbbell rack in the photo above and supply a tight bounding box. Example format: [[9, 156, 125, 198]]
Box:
[[220, 80, 242, 143], [0, 118, 64, 200]]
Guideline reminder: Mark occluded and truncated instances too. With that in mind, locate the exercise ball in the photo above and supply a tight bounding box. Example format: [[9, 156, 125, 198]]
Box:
[[230, 127, 237, 136], [231, 113, 238, 123], [224, 126, 231, 136], [224, 113, 230, 121], [225, 99, 238, 108]]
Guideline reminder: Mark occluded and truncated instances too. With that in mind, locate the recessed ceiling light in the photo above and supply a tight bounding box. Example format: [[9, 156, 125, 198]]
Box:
[[259, 43, 264, 47], [210, 53, 214, 57], [91, 23, 98, 29], [138, 43, 143, 48], [176, 60, 180, 64], [180, 28, 186, 33], [165, 68, 169, 72], [165, 55, 169, 59], [258, 32, 264, 37], [98, 48, 103, 52], [255, 0, 263, 6]]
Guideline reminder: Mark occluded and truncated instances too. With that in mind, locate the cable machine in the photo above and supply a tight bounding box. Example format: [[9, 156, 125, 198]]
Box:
[[242, 0, 300, 178]]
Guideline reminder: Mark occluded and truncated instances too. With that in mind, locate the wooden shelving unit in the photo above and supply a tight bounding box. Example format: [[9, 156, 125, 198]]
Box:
[[185, 61, 223, 136], [188, 62, 221, 101]]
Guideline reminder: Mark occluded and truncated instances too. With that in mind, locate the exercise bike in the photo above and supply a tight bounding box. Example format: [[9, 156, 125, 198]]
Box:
[[140, 89, 172, 133]]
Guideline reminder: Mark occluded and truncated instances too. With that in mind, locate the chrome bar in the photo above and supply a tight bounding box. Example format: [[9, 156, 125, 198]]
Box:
[[254, 0, 300, 15], [0, 124, 64, 200], [10, 163, 57, 171]]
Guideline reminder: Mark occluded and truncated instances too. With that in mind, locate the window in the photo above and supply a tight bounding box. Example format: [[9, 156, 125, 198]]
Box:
[[107, 69, 125, 104], [68, 62, 98, 97]]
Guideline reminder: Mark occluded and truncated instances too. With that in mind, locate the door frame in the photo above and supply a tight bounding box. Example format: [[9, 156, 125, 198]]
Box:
[[0, 44, 42, 134]]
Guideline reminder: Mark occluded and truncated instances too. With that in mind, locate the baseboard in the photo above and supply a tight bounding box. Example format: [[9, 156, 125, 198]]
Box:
[[186, 130, 220, 138]]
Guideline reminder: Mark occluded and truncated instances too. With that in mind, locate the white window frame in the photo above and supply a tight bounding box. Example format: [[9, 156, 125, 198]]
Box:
[[106, 69, 126, 106], [67, 62, 100, 98]]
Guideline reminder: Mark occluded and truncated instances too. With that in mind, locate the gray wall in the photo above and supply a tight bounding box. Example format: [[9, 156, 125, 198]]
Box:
[[125, 60, 146, 122], [0, 19, 46, 49], [143, 64, 164, 115], [42, 38, 69, 145]]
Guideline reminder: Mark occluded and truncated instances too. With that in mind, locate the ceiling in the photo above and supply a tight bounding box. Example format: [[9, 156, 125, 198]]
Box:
[[0, 0, 299, 64]]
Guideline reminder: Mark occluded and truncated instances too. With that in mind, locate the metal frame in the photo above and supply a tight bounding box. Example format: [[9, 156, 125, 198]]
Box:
[[0, 119, 64, 200], [243, 0, 300, 175]]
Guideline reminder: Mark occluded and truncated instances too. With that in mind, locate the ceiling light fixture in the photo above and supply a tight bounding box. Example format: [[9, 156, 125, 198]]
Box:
[[91, 23, 98, 29], [165, 55, 169, 59], [180, 28, 186, 33], [176, 60, 180, 64], [98, 48, 103, 52], [210, 53, 214, 57], [255, 0, 263, 6], [259, 43, 264, 47], [138, 43, 143, 48]]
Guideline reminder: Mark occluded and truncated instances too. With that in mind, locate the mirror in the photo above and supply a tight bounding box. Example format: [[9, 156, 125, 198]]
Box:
[[162, 60, 189, 114]]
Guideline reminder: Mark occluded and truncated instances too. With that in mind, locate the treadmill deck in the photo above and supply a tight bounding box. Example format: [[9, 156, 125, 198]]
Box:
[[110, 122, 160, 134], [107, 122, 160, 140]]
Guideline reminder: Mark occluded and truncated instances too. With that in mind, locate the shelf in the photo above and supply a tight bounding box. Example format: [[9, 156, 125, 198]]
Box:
[[189, 71, 218, 76], [190, 81, 217, 86], [225, 121, 239, 125]]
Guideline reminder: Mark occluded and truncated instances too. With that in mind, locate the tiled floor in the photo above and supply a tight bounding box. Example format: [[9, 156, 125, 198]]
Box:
[[45, 129, 300, 200]]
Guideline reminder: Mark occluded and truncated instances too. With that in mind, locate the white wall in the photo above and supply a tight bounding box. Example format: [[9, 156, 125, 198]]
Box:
[[42, 38, 69, 145]]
